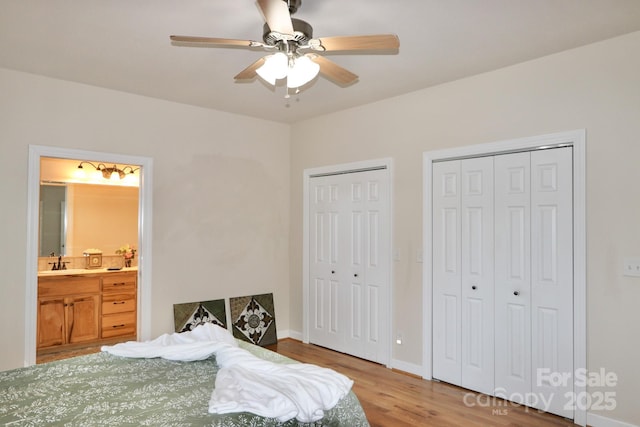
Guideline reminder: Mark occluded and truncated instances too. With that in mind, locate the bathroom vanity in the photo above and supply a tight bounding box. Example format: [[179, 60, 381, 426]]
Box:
[[37, 269, 137, 352]]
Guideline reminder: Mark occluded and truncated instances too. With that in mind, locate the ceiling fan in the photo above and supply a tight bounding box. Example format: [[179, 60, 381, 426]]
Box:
[[170, 0, 400, 92]]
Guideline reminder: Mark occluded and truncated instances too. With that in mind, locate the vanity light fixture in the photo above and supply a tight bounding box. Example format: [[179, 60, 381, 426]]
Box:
[[77, 161, 140, 181]]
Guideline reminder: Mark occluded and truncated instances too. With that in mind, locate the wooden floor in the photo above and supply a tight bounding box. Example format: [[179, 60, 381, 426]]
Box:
[[41, 339, 578, 427], [267, 339, 578, 427]]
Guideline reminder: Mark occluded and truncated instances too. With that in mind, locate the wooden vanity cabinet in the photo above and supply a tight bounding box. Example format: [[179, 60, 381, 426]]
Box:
[[37, 277, 100, 349], [101, 272, 137, 339], [37, 271, 137, 352]]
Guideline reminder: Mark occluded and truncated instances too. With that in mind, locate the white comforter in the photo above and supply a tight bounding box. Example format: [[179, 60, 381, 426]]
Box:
[[101, 324, 353, 423]]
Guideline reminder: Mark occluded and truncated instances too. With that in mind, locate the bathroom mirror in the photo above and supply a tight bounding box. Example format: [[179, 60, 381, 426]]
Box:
[[39, 184, 67, 256], [38, 182, 139, 257]]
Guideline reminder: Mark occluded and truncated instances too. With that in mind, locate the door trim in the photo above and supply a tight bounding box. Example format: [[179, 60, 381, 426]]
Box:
[[302, 158, 394, 368], [25, 145, 153, 367], [422, 130, 586, 426]]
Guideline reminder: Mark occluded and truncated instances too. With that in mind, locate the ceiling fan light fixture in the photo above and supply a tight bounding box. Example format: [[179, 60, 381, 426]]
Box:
[[286, 55, 319, 88], [171, 0, 399, 94], [256, 52, 288, 85]]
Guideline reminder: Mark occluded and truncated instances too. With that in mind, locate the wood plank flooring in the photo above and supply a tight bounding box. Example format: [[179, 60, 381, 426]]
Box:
[[267, 339, 578, 427], [40, 338, 579, 426]]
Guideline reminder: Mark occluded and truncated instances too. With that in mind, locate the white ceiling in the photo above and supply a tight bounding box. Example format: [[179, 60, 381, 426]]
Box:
[[2, 0, 640, 124]]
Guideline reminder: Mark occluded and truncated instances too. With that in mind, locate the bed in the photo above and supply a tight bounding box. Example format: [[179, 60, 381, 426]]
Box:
[[0, 336, 369, 426]]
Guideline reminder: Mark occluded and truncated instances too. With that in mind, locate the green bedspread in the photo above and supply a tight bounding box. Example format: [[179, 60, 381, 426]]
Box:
[[0, 342, 369, 426]]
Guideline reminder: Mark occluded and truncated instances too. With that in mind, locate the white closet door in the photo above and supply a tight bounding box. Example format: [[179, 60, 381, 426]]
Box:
[[494, 152, 532, 404], [433, 147, 574, 419], [530, 147, 573, 418], [432, 160, 462, 385], [309, 175, 346, 352], [460, 157, 495, 395], [347, 169, 390, 363], [309, 169, 390, 364]]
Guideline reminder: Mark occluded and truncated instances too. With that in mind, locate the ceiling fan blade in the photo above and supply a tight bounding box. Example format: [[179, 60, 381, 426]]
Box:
[[257, 0, 294, 35], [309, 55, 358, 86], [234, 57, 267, 80], [170, 35, 256, 48], [314, 34, 400, 52]]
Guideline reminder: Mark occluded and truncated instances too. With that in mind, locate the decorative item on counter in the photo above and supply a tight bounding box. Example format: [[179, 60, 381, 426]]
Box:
[[83, 248, 103, 269], [116, 244, 136, 268]]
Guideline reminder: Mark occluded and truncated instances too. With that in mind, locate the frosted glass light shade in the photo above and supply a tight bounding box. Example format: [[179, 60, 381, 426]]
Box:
[[255, 53, 288, 85], [287, 55, 320, 88]]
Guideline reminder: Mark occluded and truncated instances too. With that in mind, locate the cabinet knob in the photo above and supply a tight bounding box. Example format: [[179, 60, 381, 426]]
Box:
[[331, 270, 335, 274], [513, 291, 520, 296], [354, 273, 358, 277], [471, 285, 477, 290]]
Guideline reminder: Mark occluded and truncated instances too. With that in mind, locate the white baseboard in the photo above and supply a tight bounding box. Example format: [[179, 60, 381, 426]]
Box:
[[281, 331, 424, 377], [587, 412, 639, 427], [390, 358, 424, 377], [276, 330, 302, 341]]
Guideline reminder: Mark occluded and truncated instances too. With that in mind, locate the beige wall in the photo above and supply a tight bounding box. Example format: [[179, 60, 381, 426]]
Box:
[[289, 32, 640, 425], [0, 68, 290, 371]]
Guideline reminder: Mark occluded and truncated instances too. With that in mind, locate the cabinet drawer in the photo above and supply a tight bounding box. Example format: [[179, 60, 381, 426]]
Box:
[[102, 275, 136, 293], [39, 277, 100, 297], [102, 293, 136, 315], [102, 312, 136, 338]]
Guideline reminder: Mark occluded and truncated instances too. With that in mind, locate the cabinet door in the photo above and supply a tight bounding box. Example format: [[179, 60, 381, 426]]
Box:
[[38, 297, 66, 348], [68, 294, 100, 344]]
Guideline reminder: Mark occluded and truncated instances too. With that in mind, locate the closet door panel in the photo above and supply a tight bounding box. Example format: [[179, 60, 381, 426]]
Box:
[[494, 152, 532, 400], [360, 169, 389, 363], [309, 178, 346, 352], [530, 147, 573, 418], [432, 160, 462, 385], [460, 157, 494, 394]]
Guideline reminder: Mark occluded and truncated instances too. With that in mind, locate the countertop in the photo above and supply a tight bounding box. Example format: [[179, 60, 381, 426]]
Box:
[[38, 267, 138, 277]]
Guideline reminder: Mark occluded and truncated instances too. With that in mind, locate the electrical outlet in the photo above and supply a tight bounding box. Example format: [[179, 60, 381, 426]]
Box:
[[623, 257, 640, 277]]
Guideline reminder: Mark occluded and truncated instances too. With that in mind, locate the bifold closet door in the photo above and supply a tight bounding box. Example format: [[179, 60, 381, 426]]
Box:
[[434, 147, 573, 418], [432, 157, 495, 394], [308, 169, 390, 364], [494, 147, 573, 418]]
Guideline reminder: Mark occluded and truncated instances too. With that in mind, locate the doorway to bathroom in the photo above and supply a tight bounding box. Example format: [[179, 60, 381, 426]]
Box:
[[24, 145, 153, 366]]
